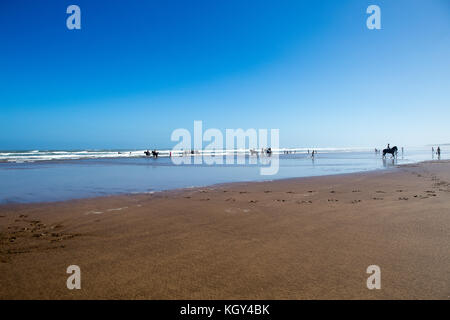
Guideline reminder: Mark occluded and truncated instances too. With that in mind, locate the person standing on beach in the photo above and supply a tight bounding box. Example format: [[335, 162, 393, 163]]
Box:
[[437, 147, 441, 158]]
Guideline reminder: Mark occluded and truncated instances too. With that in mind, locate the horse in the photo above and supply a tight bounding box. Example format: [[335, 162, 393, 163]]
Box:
[[383, 146, 398, 158]]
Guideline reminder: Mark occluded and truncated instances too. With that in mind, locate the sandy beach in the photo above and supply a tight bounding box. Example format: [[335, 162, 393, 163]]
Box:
[[1, 160, 449, 299]]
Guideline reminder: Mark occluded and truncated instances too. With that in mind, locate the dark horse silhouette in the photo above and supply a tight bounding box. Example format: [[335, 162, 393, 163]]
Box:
[[383, 146, 398, 158], [144, 150, 159, 158]]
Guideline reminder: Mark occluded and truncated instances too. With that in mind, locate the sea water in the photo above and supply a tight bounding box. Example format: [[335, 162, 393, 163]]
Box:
[[0, 147, 445, 203]]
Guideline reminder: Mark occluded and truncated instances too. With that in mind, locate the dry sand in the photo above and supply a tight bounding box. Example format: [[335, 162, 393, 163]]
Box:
[[0, 160, 449, 299]]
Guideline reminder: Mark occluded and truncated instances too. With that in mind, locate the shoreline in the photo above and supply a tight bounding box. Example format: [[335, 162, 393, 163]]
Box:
[[0, 160, 401, 207], [1, 160, 449, 299]]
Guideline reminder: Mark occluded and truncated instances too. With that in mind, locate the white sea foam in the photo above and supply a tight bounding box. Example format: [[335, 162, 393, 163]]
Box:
[[0, 147, 374, 163]]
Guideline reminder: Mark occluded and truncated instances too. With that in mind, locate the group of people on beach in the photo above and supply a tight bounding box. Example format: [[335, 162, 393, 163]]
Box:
[[144, 149, 159, 158], [432, 146, 441, 158], [375, 144, 404, 156], [144, 148, 321, 159], [375, 144, 442, 159], [143, 145, 443, 161]]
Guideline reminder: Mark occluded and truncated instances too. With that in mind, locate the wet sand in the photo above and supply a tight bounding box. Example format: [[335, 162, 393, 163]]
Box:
[[1, 161, 449, 299]]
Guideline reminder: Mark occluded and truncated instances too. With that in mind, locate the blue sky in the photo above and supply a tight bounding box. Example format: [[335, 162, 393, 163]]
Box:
[[0, 0, 449, 150]]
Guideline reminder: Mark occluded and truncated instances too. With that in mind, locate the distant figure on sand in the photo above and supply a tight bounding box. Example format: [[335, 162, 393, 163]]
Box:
[[437, 147, 441, 159]]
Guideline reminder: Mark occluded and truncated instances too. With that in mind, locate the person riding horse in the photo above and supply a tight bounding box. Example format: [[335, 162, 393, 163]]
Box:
[[144, 149, 159, 158], [383, 145, 398, 158]]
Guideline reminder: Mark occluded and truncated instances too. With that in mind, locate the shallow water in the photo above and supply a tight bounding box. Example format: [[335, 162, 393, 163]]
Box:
[[0, 147, 445, 203]]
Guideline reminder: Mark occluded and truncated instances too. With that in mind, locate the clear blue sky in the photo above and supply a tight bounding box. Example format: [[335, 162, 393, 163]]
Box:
[[0, 0, 449, 150]]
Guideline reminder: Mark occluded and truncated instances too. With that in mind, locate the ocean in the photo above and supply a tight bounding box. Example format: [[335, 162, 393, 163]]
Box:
[[0, 147, 445, 203]]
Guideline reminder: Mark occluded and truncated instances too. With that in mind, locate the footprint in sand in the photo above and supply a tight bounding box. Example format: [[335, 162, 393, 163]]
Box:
[[225, 208, 250, 213], [286, 191, 295, 194], [225, 198, 236, 202], [398, 197, 409, 200], [264, 191, 272, 193], [376, 191, 386, 194], [85, 211, 103, 215], [249, 200, 258, 203], [32, 233, 46, 238], [351, 200, 362, 204], [23, 220, 41, 225], [373, 197, 383, 200], [327, 199, 338, 202], [106, 207, 128, 212], [239, 191, 248, 194], [297, 200, 312, 204], [352, 190, 361, 193], [275, 199, 287, 202], [396, 190, 404, 193]]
